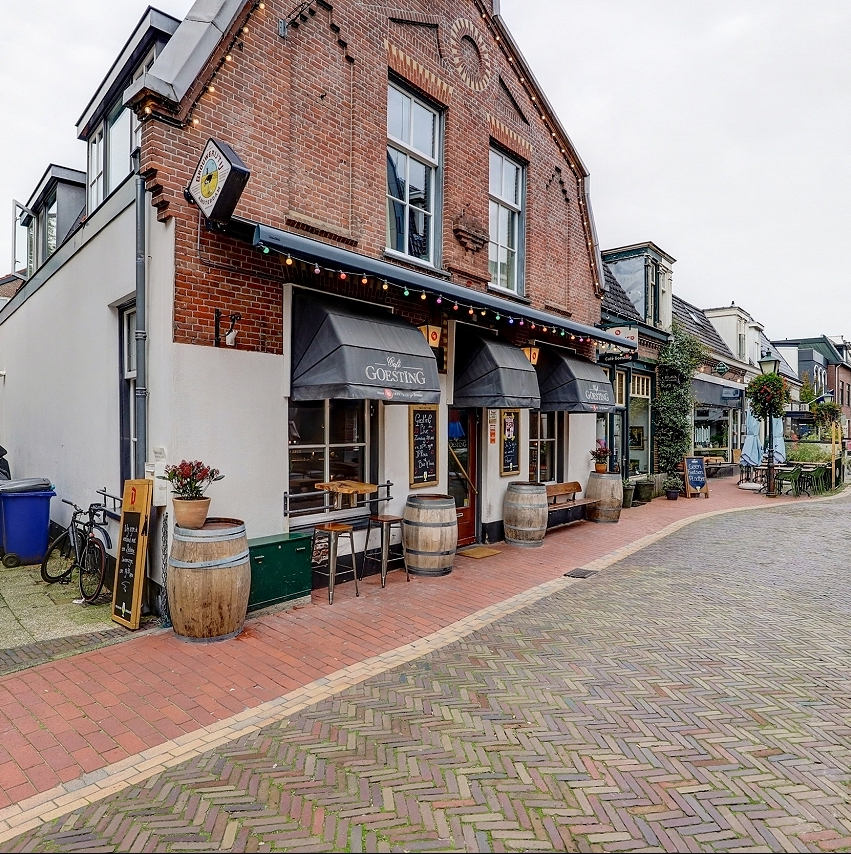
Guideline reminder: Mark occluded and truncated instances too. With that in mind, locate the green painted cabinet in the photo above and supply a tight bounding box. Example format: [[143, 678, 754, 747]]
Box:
[[247, 532, 312, 612]]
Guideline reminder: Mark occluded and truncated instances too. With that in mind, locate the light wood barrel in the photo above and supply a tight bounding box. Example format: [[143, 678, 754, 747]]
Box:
[[167, 517, 250, 641], [585, 473, 623, 523], [503, 482, 548, 548], [402, 494, 457, 577]]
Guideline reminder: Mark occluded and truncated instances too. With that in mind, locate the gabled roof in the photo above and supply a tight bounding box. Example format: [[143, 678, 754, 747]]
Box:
[[758, 333, 799, 383], [0, 275, 24, 300], [672, 295, 734, 359], [601, 264, 641, 322]]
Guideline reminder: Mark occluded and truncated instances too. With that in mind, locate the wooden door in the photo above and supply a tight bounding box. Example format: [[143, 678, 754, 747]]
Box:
[[448, 408, 478, 546]]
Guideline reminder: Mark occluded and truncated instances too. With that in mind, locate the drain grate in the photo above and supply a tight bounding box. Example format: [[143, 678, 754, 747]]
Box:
[[565, 568, 598, 579]]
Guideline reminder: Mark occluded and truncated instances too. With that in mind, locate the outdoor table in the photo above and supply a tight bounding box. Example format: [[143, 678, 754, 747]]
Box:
[[315, 480, 378, 509]]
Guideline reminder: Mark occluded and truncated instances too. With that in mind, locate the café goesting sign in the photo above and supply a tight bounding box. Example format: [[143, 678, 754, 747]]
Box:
[[187, 139, 250, 224]]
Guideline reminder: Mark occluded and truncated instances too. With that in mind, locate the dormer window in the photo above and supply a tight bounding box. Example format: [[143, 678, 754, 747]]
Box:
[[88, 127, 105, 211], [43, 192, 57, 259]]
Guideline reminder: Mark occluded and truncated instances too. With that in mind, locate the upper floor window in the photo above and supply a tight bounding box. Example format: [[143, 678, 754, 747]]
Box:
[[42, 192, 57, 260], [88, 127, 105, 211], [489, 148, 524, 293], [386, 83, 440, 264]]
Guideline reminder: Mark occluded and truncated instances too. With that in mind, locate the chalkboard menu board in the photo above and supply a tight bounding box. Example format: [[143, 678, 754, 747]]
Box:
[[684, 456, 710, 499], [112, 479, 153, 629], [409, 404, 439, 488], [500, 409, 521, 476]]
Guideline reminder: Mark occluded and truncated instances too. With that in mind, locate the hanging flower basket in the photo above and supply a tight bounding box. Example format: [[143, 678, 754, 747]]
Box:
[[746, 373, 790, 421]]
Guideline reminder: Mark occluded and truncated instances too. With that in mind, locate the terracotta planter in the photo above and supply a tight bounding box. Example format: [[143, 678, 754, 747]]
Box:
[[172, 497, 211, 529], [594, 462, 608, 473]]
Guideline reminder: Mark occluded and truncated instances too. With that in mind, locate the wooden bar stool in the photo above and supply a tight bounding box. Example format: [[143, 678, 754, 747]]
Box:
[[363, 515, 407, 588], [311, 523, 358, 604]]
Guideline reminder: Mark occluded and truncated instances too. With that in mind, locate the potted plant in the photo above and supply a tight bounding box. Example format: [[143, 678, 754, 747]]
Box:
[[622, 478, 635, 508], [634, 477, 655, 504], [590, 441, 610, 473], [663, 474, 683, 500], [161, 460, 224, 529]]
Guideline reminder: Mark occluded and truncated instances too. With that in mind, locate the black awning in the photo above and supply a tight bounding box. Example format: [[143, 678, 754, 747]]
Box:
[[247, 222, 636, 350], [453, 328, 540, 408], [692, 378, 743, 409], [292, 293, 440, 403], [536, 347, 615, 413]]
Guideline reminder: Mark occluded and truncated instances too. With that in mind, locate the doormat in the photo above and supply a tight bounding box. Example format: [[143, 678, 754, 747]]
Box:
[[458, 546, 501, 559], [565, 568, 598, 578]]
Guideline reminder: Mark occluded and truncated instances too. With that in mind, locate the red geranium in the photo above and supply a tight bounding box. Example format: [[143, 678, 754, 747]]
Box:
[[160, 459, 224, 500]]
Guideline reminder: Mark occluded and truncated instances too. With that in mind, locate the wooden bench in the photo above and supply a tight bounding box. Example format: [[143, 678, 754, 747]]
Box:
[[545, 481, 600, 529]]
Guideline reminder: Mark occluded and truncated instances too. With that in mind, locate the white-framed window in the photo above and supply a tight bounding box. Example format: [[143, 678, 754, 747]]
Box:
[[88, 126, 105, 212], [615, 371, 627, 407], [529, 410, 556, 483], [120, 305, 137, 483], [41, 191, 57, 261], [131, 49, 156, 153], [289, 400, 369, 513], [386, 83, 440, 264], [107, 101, 133, 195], [631, 373, 651, 398], [489, 148, 524, 293]]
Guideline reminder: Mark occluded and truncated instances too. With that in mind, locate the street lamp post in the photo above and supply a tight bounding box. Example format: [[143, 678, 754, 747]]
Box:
[[824, 391, 836, 490], [758, 352, 781, 497]]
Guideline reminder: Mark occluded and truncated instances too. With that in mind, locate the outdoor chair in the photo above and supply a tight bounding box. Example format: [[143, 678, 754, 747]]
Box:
[[775, 466, 805, 497], [804, 465, 828, 495]]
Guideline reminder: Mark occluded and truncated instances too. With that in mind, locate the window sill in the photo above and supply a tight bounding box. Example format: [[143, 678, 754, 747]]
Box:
[[486, 284, 530, 304], [382, 249, 451, 278]]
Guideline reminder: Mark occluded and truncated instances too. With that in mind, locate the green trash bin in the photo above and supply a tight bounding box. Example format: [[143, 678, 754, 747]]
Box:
[[247, 531, 313, 612]]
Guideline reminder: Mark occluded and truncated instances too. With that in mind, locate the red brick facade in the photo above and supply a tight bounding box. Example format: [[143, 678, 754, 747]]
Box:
[[827, 363, 851, 437], [134, 0, 602, 360]]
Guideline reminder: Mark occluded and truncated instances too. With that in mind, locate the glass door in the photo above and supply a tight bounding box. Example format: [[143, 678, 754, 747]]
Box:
[[448, 408, 478, 546]]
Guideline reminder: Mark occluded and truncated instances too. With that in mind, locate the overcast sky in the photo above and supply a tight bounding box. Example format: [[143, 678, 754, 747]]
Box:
[[1, 0, 847, 339]]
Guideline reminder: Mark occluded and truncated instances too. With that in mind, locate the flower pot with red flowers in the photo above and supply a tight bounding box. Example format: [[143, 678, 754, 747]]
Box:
[[160, 460, 224, 529], [590, 441, 610, 473]]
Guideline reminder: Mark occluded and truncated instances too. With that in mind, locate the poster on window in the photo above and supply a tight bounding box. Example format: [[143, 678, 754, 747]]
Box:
[[500, 409, 520, 476]]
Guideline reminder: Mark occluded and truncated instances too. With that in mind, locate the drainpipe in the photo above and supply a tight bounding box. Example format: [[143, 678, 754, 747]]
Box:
[[133, 149, 148, 480]]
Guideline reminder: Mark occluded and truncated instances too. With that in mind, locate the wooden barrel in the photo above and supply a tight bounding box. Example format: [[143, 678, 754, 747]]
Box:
[[585, 473, 623, 523], [402, 494, 457, 577], [503, 482, 548, 548], [167, 517, 250, 641]]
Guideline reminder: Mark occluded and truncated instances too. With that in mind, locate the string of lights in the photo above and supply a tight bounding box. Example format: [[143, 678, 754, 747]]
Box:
[[257, 242, 629, 351]]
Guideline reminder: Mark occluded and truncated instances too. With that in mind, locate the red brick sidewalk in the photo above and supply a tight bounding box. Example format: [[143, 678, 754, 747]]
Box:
[[0, 479, 805, 810]]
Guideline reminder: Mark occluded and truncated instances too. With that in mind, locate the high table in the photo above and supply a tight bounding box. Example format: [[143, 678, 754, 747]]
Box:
[[315, 480, 378, 510]]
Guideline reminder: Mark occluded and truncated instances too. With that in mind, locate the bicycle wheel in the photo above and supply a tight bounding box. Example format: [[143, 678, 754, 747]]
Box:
[[41, 530, 77, 583], [79, 537, 106, 603]]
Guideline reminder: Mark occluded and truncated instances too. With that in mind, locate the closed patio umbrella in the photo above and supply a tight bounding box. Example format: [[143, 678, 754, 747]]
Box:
[[771, 417, 786, 464], [740, 413, 762, 466]]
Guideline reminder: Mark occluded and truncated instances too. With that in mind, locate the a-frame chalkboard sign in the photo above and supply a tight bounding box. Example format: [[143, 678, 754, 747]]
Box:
[[683, 456, 710, 499], [111, 479, 153, 629]]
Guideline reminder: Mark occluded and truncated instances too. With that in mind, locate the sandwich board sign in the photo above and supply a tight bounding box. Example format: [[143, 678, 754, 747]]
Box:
[[683, 456, 710, 499]]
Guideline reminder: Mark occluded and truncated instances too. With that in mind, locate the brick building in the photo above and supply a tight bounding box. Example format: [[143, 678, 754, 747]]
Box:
[[1, 0, 633, 601]]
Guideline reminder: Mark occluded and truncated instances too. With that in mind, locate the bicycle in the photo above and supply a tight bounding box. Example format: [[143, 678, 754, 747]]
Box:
[[40, 500, 112, 604]]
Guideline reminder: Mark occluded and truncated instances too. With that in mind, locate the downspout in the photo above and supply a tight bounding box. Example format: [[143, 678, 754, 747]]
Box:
[[133, 149, 148, 480]]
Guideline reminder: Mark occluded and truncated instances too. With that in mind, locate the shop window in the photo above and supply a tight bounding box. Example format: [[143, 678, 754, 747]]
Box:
[[119, 304, 137, 484], [628, 396, 651, 475], [694, 408, 730, 461], [289, 400, 368, 511], [529, 411, 556, 482], [488, 147, 524, 294], [386, 83, 440, 264]]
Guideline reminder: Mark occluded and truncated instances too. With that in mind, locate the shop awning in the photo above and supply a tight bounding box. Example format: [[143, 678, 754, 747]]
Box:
[[536, 347, 616, 413], [453, 329, 540, 408], [291, 293, 440, 403], [244, 221, 636, 350], [692, 378, 743, 408]]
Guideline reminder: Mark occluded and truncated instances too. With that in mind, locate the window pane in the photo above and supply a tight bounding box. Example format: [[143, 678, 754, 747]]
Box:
[[386, 148, 406, 200], [125, 310, 137, 374], [411, 102, 435, 158], [489, 149, 501, 196], [498, 205, 509, 245], [289, 449, 326, 508], [505, 248, 516, 291], [45, 196, 57, 257], [107, 106, 132, 194], [489, 200, 498, 242], [329, 400, 364, 445], [289, 401, 325, 445], [387, 86, 410, 143], [408, 209, 430, 260], [505, 208, 516, 249], [541, 412, 555, 440], [498, 245, 508, 289], [529, 412, 539, 440], [329, 446, 364, 482], [504, 160, 519, 205], [408, 160, 430, 211], [386, 200, 405, 253], [539, 440, 554, 482], [488, 241, 498, 284]]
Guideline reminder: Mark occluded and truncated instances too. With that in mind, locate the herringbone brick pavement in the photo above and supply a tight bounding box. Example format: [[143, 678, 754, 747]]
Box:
[[9, 493, 851, 852]]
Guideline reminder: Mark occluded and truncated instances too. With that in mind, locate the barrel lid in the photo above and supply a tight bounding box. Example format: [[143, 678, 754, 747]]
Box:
[[174, 517, 246, 536], [406, 494, 452, 501]]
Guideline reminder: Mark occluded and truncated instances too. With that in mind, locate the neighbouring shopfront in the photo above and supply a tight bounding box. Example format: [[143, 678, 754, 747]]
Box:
[[692, 378, 744, 461]]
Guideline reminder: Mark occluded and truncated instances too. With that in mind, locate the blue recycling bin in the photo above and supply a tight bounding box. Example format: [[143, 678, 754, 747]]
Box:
[[0, 487, 56, 566]]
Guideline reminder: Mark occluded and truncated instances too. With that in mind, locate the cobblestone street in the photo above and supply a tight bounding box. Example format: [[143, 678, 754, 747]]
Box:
[[6, 490, 851, 852]]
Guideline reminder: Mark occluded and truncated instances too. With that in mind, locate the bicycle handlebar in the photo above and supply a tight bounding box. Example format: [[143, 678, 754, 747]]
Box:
[[61, 499, 107, 522]]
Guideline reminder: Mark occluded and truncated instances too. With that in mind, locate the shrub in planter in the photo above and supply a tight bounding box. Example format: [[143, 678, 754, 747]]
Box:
[[621, 479, 635, 508], [634, 479, 655, 503], [663, 475, 684, 500]]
